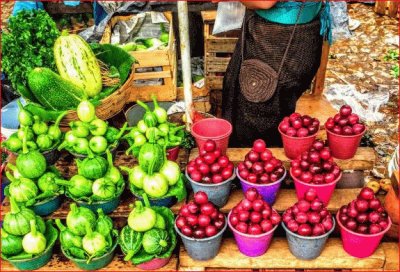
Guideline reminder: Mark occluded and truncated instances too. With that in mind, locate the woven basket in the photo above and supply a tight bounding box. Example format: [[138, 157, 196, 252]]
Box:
[[60, 71, 134, 126]]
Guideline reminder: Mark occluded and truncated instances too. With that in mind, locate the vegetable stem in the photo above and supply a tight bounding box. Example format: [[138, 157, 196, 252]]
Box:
[[135, 200, 144, 212], [9, 197, 21, 214], [106, 149, 113, 169], [30, 219, 37, 236], [136, 100, 150, 111], [142, 193, 151, 208], [55, 219, 67, 231], [5, 170, 17, 183], [119, 166, 132, 175], [22, 127, 29, 154], [55, 111, 68, 126]]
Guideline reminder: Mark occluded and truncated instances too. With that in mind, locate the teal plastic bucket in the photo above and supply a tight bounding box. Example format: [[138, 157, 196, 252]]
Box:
[[7, 243, 54, 270], [32, 195, 62, 216]]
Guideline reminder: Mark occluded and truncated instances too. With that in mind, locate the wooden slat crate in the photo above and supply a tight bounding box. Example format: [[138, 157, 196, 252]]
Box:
[[101, 12, 177, 102], [375, 1, 399, 18]]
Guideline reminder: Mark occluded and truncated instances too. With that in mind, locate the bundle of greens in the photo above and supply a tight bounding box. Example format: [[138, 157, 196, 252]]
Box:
[[2, 10, 60, 101]]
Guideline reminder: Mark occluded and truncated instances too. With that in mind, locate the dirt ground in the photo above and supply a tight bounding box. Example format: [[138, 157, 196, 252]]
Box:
[[1, 2, 398, 183]]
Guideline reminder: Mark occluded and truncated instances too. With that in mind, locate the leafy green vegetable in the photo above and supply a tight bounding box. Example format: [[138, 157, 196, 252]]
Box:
[[2, 10, 59, 100]]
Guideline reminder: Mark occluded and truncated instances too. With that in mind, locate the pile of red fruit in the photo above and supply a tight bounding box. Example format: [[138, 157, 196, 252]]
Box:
[[291, 140, 341, 184], [338, 187, 390, 234], [283, 189, 334, 236], [237, 139, 285, 184], [325, 105, 366, 136], [279, 113, 320, 137], [176, 192, 226, 238], [187, 140, 234, 184], [229, 188, 281, 235]]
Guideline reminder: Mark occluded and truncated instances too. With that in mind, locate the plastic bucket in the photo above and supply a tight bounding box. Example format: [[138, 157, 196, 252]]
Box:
[[136, 256, 171, 270], [186, 170, 235, 207], [8, 243, 54, 270], [291, 168, 341, 206], [166, 146, 180, 161], [336, 212, 392, 258], [237, 168, 286, 206], [326, 128, 366, 160], [175, 216, 227, 260], [228, 210, 278, 257], [62, 241, 117, 270], [33, 195, 62, 216], [78, 196, 121, 215], [191, 118, 232, 154], [282, 217, 335, 260], [279, 127, 318, 160]]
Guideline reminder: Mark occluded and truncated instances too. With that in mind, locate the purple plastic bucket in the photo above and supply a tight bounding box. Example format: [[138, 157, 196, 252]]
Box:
[[228, 211, 278, 257], [236, 168, 286, 206]]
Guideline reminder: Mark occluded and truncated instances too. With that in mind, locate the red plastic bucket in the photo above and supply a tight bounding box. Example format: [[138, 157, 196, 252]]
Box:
[[336, 212, 392, 258], [291, 168, 341, 206], [326, 127, 366, 160], [136, 256, 171, 270], [166, 146, 180, 161], [228, 210, 278, 257], [191, 118, 232, 154], [279, 127, 318, 160]]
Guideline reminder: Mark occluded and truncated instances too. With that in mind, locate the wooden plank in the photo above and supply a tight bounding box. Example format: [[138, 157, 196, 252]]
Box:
[[132, 50, 171, 68], [311, 41, 330, 96], [296, 94, 337, 127], [382, 242, 399, 271], [179, 238, 386, 270], [206, 38, 237, 53], [133, 70, 172, 80], [189, 148, 375, 171], [206, 57, 231, 73], [215, 188, 360, 214], [206, 75, 224, 90], [375, 1, 387, 15], [388, 1, 399, 18], [2, 253, 178, 271], [201, 10, 217, 24]]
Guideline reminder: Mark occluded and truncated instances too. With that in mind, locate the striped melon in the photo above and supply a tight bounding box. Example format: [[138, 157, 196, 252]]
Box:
[[54, 31, 102, 98]]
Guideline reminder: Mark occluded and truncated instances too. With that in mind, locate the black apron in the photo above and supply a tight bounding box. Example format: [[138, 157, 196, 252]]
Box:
[[222, 11, 323, 147]]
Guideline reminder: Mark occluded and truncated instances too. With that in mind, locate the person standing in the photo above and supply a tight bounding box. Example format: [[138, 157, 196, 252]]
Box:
[[222, 1, 331, 147]]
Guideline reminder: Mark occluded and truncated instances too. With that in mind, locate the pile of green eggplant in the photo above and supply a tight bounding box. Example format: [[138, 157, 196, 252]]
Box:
[[125, 95, 185, 157], [122, 128, 186, 200], [4, 133, 64, 209], [1, 197, 58, 262], [58, 100, 127, 156], [119, 194, 176, 264], [56, 149, 124, 203], [118, 24, 169, 52], [56, 204, 118, 263], [2, 101, 66, 153]]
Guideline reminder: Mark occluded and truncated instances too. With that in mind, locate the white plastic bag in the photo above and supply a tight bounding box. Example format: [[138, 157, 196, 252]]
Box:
[[212, 2, 246, 35], [330, 1, 352, 42]]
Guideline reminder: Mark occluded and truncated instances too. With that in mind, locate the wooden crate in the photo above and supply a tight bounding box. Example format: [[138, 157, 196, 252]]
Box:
[[101, 12, 177, 102], [375, 1, 399, 18]]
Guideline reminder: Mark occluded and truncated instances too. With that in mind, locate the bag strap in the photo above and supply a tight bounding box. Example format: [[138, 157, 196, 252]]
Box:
[[241, 2, 306, 77]]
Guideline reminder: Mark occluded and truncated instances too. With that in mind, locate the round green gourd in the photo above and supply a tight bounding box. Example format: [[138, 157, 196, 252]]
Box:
[[66, 203, 96, 236], [142, 229, 169, 255], [76, 156, 108, 180], [3, 197, 36, 236], [1, 230, 24, 256]]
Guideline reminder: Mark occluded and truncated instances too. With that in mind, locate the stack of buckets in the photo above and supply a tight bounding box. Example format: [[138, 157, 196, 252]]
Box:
[[187, 117, 386, 260]]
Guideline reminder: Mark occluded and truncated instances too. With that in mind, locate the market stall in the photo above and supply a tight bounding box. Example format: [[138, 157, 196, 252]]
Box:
[[1, 1, 398, 272]]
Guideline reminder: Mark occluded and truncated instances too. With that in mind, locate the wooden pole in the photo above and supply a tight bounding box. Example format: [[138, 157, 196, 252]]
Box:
[[177, 1, 194, 128]]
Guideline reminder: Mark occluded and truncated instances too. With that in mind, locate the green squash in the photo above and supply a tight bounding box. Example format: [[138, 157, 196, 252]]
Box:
[[3, 197, 36, 236], [6, 171, 38, 203], [92, 178, 116, 201], [1, 229, 23, 256], [118, 225, 143, 261], [142, 229, 169, 255], [76, 156, 108, 180], [95, 209, 114, 237], [55, 219, 82, 249], [138, 129, 164, 175], [66, 203, 96, 236]]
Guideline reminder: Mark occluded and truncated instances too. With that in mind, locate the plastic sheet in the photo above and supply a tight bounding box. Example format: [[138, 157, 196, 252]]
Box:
[[329, 1, 352, 42], [324, 84, 389, 122], [212, 2, 245, 36]]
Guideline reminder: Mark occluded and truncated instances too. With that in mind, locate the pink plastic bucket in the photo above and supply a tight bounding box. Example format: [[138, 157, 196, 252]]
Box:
[[279, 127, 318, 160], [326, 127, 366, 160], [291, 168, 342, 206], [136, 256, 171, 270], [191, 118, 232, 154], [336, 212, 392, 258], [166, 146, 180, 161], [237, 168, 286, 206], [228, 210, 278, 257]]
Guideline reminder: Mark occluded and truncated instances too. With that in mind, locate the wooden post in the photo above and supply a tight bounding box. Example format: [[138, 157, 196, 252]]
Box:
[[311, 41, 330, 96]]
